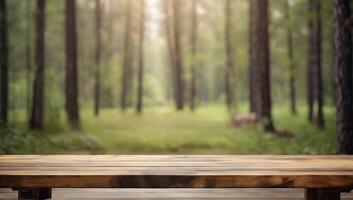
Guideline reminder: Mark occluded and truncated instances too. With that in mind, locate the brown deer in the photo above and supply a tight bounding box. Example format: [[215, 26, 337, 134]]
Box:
[[229, 113, 257, 127]]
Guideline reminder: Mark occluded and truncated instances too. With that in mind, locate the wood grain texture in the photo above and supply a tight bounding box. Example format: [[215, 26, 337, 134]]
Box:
[[1, 155, 353, 188]]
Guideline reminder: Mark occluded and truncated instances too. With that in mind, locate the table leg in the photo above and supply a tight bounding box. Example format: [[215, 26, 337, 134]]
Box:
[[305, 188, 340, 200], [16, 188, 51, 200]]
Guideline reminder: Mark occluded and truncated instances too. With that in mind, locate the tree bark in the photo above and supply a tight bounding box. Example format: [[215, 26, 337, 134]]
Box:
[[285, 0, 297, 115], [0, 0, 8, 126], [136, 0, 145, 114], [308, 0, 325, 128], [26, 0, 33, 120], [190, 0, 198, 111], [120, 1, 132, 111], [94, 0, 102, 116], [29, 0, 45, 130], [252, 0, 274, 132], [172, 0, 185, 111], [65, 0, 80, 129], [334, 0, 353, 154], [249, 0, 257, 114], [225, 0, 235, 112]]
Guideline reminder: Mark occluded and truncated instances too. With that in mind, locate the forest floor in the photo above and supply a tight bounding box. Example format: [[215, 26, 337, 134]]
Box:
[[1, 105, 337, 155]]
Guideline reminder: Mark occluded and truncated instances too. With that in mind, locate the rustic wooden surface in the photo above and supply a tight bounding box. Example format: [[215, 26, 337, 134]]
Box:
[[1, 155, 353, 188], [1, 188, 353, 200]]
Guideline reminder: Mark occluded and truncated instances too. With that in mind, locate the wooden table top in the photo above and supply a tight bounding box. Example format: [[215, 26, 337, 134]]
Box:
[[1, 155, 353, 188]]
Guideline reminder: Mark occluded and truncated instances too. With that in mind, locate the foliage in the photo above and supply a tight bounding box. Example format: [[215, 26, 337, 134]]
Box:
[[0, 126, 103, 155], [40, 133, 104, 154], [0, 127, 38, 154]]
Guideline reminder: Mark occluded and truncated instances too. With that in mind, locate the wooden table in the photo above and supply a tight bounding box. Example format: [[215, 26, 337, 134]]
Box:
[[1, 155, 353, 200]]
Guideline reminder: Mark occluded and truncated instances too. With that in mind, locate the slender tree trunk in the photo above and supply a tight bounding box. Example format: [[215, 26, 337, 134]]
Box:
[[108, 0, 114, 59], [29, 0, 45, 130], [308, 0, 325, 128], [307, 0, 315, 123], [334, 0, 353, 154], [126, 39, 135, 108], [225, 0, 234, 112], [314, 0, 325, 129], [136, 0, 145, 114], [285, 0, 297, 115], [172, 0, 185, 111], [65, 0, 80, 129], [331, 27, 336, 105], [307, 69, 314, 121], [0, 0, 8, 126], [253, 0, 274, 132], [249, 0, 257, 114], [190, 0, 198, 111], [120, 1, 132, 111], [163, 0, 177, 106], [26, 0, 33, 120], [94, 0, 102, 116]]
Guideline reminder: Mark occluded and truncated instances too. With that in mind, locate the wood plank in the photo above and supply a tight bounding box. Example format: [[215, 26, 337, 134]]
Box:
[[52, 188, 306, 199], [3, 166, 353, 175], [1, 156, 353, 188], [2, 155, 353, 160], [2, 175, 353, 188], [2, 155, 353, 168], [3, 155, 353, 163], [2, 159, 353, 168]]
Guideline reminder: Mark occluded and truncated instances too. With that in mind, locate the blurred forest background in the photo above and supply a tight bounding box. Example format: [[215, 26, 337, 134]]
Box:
[[0, 0, 352, 155]]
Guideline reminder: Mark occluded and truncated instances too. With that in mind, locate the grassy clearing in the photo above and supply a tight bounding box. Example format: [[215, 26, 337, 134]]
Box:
[[1, 105, 337, 155]]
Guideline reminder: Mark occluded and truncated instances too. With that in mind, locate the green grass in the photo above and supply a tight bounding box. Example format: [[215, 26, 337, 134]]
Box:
[[1, 105, 337, 155]]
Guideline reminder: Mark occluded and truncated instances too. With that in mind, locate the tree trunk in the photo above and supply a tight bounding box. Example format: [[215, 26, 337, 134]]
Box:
[[0, 0, 8, 126], [26, 0, 33, 120], [334, 0, 353, 154], [172, 0, 185, 111], [108, 0, 114, 59], [136, 0, 145, 114], [94, 0, 102, 116], [285, 0, 297, 115], [163, 0, 177, 106], [308, 0, 325, 129], [253, 0, 274, 132], [126, 39, 135, 108], [29, 0, 45, 130], [65, 0, 80, 129], [190, 0, 198, 111], [225, 0, 234, 112], [307, 1, 315, 123], [120, 1, 132, 111], [314, 0, 325, 129], [249, 0, 257, 114]]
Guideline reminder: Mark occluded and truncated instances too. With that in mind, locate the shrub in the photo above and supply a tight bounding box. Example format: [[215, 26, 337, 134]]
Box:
[[0, 126, 38, 154]]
